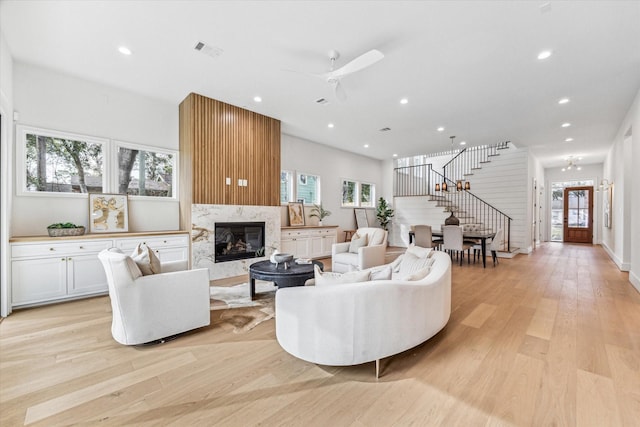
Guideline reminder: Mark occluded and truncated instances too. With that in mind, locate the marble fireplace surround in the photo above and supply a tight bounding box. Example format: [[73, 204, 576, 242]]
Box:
[[192, 204, 281, 280]]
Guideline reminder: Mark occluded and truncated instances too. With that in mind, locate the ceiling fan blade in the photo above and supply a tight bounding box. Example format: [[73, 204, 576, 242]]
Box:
[[333, 80, 347, 102], [326, 49, 384, 78]]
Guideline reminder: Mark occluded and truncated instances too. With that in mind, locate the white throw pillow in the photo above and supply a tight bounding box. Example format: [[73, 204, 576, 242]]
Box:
[[348, 234, 368, 253], [390, 254, 404, 273], [397, 252, 433, 277], [131, 243, 161, 276], [404, 267, 431, 281], [405, 243, 432, 259], [314, 264, 371, 286], [369, 265, 393, 280]]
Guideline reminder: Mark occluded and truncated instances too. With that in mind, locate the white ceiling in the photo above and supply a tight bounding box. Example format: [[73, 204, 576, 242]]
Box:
[[1, 1, 639, 167]]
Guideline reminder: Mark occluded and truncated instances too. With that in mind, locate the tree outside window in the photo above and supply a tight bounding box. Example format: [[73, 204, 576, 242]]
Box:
[[24, 131, 104, 194], [360, 182, 374, 207], [117, 146, 174, 197], [342, 180, 357, 206], [296, 173, 319, 204], [280, 170, 293, 204]]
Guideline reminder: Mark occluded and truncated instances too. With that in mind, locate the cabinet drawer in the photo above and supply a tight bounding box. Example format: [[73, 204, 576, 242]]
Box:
[[309, 228, 337, 236], [282, 230, 309, 239], [116, 235, 189, 252], [12, 240, 111, 259]]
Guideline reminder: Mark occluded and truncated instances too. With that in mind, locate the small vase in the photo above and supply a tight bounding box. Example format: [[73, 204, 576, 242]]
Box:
[[318, 220, 323, 226], [445, 211, 460, 226]]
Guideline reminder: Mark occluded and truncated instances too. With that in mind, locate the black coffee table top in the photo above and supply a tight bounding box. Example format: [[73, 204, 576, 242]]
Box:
[[248, 259, 324, 298]]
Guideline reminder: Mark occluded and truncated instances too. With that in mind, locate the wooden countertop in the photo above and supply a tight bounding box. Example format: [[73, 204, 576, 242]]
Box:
[[10, 230, 190, 243], [281, 225, 339, 230]]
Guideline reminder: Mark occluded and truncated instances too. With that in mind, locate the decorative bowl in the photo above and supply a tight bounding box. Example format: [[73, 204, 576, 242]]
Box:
[[273, 253, 294, 264], [47, 226, 86, 237]]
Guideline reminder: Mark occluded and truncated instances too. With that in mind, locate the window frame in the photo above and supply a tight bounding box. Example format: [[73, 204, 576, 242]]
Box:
[[341, 177, 376, 208], [359, 181, 375, 208], [296, 172, 321, 205], [112, 140, 178, 201], [341, 179, 358, 207], [16, 125, 109, 198], [280, 169, 294, 205]]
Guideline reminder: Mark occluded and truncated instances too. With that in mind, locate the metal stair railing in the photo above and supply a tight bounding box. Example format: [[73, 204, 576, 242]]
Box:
[[394, 163, 512, 252], [443, 141, 510, 185]]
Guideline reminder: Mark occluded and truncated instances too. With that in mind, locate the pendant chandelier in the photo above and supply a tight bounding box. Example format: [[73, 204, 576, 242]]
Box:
[[435, 136, 470, 192]]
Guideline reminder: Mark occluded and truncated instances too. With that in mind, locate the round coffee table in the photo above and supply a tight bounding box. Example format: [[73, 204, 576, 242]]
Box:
[[249, 259, 323, 299]]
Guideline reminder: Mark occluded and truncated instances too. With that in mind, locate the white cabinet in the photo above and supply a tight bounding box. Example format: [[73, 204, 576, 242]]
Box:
[[280, 227, 337, 259], [9, 232, 190, 309]]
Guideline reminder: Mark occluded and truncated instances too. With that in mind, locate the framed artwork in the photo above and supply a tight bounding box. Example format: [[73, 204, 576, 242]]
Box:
[[288, 202, 305, 226], [354, 208, 368, 228], [89, 193, 129, 233]]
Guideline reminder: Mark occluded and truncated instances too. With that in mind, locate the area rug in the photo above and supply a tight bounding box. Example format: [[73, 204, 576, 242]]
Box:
[[210, 281, 276, 333]]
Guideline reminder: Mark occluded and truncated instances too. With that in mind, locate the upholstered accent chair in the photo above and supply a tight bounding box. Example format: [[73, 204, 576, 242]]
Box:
[[332, 227, 388, 273], [442, 225, 472, 266], [474, 228, 504, 266], [412, 225, 441, 249], [98, 248, 211, 345]]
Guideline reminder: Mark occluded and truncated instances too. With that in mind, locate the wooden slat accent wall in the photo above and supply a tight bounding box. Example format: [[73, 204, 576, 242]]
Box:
[[179, 93, 281, 229]]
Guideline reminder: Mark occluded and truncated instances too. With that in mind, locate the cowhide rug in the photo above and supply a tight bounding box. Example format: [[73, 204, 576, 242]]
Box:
[[210, 281, 276, 333]]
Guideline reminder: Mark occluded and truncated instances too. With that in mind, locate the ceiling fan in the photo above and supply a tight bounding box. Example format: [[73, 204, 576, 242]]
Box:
[[304, 49, 384, 101]]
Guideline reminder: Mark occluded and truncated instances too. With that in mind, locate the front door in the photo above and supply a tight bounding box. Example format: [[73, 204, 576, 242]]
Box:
[[563, 186, 593, 243]]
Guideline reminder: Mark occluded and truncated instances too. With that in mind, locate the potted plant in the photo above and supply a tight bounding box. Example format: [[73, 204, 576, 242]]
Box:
[[376, 197, 394, 231], [309, 203, 331, 226], [47, 222, 86, 237]]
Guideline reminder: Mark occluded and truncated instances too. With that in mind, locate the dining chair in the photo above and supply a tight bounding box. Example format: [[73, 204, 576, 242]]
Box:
[[442, 225, 472, 266], [473, 228, 503, 267], [413, 225, 441, 250]]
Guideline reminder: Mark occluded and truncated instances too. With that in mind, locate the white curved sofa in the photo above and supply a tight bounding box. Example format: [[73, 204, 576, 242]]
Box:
[[275, 250, 451, 376]]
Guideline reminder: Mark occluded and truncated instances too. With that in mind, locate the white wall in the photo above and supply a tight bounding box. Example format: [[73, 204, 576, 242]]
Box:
[[603, 86, 639, 290], [1, 30, 14, 316], [11, 63, 180, 236], [280, 133, 383, 241]]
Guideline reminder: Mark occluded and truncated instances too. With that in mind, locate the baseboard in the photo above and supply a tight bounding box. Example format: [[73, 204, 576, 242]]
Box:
[[630, 270, 640, 294], [601, 242, 630, 271]]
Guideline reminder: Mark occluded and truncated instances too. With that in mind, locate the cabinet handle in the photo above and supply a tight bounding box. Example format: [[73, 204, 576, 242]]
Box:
[[50, 248, 55, 251], [163, 240, 167, 243], [67, 257, 72, 261], [79, 246, 84, 249], [61, 258, 65, 261]]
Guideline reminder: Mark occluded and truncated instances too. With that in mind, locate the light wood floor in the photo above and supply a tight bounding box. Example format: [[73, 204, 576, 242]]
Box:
[[1, 243, 639, 426]]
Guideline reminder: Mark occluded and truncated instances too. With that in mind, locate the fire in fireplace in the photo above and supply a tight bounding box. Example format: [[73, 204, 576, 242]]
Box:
[[214, 222, 265, 263]]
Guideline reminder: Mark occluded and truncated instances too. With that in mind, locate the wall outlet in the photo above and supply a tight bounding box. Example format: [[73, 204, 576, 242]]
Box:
[[226, 177, 231, 185]]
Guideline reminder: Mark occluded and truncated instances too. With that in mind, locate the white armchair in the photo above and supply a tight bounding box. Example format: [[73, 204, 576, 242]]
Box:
[[332, 227, 388, 273], [98, 248, 211, 345]]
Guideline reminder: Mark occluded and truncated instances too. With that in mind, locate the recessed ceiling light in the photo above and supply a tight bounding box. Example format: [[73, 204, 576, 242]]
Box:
[[400, 98, 408, 105], [328, 123, 334, 128], [253, 96, 262, 103], [118, 46, 132, 55], [392, 153, 398, 157], [364, 144, 369, 148], [558, 98, 570, 104], [437, 127, 445, 132], [561, 122, 571, 128], [459, 141, 466, 145], [565, 137, 574, 142], [537, 50, 552, 60]]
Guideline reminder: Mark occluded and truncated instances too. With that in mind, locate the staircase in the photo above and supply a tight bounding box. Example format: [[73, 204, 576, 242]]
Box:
[[394, 142, 513, 252]]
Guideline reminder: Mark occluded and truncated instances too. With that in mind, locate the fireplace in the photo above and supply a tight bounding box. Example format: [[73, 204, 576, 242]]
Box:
[[214, 222, 265, 263]]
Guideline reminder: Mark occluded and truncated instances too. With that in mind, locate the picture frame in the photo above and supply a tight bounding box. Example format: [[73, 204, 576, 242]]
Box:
[[89, 193, 129, 233], [354, 208, 368, 228], [288, 202, 305, 226]]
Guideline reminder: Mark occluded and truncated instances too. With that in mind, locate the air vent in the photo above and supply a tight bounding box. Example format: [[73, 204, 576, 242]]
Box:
[[379, 127, 391, 132], [194, 41, 223, 58], [315, 98, 329, 105]]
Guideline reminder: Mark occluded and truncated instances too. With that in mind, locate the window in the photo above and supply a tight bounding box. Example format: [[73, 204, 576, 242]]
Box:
[[17, 125, 178, 199], [296, 173, 320, 204], [280, 170, 293, 204], [342, 179, 357, 207], [360, 182, 375, 207], [341, 178, 376, 208], [116, 143, 176, 198], [18, 126, 107, 195]]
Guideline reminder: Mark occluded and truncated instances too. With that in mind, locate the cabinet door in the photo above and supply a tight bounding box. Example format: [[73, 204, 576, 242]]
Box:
[[12, 258, 67, 305], [320, 235, 336, 257], [67, 254, 108, 296], [155, 247, 188, 263], [280, 238, 297, 256], [295, 238, 311, 258], [309, 236, 323, 258]]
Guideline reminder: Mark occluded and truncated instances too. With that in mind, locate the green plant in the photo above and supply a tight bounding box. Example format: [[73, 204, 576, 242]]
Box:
[[47, 222, 82, 229], [376, 197, 394, 231], [309, 203, 331, 221]]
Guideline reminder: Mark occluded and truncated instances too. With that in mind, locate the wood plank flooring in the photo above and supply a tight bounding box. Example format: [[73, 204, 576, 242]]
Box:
[[1, 243, 639, 426]]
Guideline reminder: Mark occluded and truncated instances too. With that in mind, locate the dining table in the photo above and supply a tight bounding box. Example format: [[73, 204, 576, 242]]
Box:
[[409, 229, 496, 268]]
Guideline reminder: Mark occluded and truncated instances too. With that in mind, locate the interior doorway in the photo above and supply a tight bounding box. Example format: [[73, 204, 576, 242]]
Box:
[[563, 186, 594, 243], [550, 179, 594, 242]]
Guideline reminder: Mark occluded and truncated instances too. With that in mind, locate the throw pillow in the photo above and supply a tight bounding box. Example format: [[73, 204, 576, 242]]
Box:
[[403, 267, 431, 281], [348, 234, 368, 253], [390, 254, 404, 273], [314, 264, 371, 286], [397, 252, 433, 277], [131, 243, 161, 276], [369, 265, 393, 280], [405, 243, 432, 259]]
